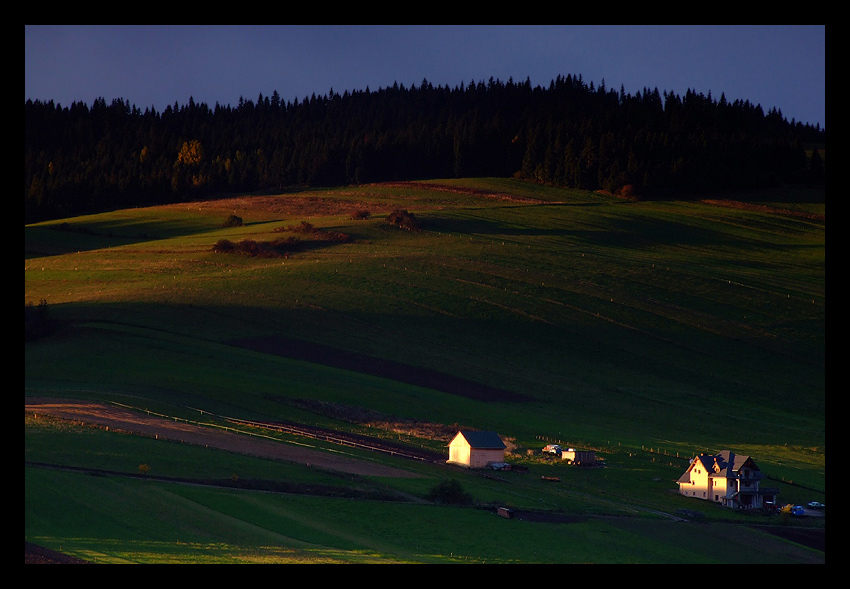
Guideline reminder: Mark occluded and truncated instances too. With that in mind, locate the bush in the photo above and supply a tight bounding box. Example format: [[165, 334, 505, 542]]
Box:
[[212, 238, 285, 257], [269, 235, 301, 250], [25, 299, 57, 342], [275, 221, 351, 243], [351, 210, 371, 220], [387, 209, 420, 231], [212, 238, 236, 253], [238, 239, 282, 258], [617, 184, 639, 201], [288, 220, 315, 233], [426, 479, 473, 505], [321, 230, 351, 243], [214, 221, 349, 259], [223, 214, 243, 227]]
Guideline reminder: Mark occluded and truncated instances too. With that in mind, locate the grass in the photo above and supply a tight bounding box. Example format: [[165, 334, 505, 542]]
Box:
[[25, 465, 823, 564], [25, 178, 825, 563]]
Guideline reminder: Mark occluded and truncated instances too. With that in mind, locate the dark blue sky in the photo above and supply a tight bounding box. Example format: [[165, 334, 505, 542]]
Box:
[[25, 25, 825, 129]]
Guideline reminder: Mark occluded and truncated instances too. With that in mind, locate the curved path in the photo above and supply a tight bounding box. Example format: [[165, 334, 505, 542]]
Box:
[[25, 397, 419, 478]]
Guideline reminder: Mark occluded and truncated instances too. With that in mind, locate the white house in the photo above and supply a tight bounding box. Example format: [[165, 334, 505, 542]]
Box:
[[676, 450, 778, 509], [447, 430, 506, 468]]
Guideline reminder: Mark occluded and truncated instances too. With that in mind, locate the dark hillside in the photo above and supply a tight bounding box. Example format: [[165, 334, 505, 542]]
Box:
[[25, 75, 824, 223]]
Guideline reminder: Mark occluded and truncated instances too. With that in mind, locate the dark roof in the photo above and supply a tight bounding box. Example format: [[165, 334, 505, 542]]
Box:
[[456, 430, 506, 449], [679, 450, 762, 481]]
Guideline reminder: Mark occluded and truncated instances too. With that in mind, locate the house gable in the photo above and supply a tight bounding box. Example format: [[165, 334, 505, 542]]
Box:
[[677, 453, 713, 499]]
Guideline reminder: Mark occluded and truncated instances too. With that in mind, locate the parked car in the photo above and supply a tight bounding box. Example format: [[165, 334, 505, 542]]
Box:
[[807, 501, 825, 509], [791, 505, 806, 516], [542, 444, 562, 455]]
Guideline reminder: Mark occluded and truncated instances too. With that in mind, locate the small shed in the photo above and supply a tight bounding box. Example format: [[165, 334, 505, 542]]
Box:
[[562, 448, 596, 465], [447, 430, 506, 468]]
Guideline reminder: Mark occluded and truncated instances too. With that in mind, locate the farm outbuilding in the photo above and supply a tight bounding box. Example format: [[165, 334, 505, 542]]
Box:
[[562, 448, 596, 465], [447, 430, 506, 468]]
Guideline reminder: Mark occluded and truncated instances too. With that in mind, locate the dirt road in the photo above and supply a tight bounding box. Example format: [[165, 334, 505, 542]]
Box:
[[25, 397, 419, 478]]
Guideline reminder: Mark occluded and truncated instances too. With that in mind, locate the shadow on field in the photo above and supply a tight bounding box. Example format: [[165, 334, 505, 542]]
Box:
[[425, 215, 574, 237], [230, 335, 532, 403], [25, 218, 219, 258], [596, 215, 768, 250], [425, 208, 768, 250]]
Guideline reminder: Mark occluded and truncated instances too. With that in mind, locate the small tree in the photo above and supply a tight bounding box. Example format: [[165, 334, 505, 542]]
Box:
[[426, 478, 473, 505]]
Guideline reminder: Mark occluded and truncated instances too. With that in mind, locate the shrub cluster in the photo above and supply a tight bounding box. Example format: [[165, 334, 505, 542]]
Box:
[[25, 299, 57, 341], [350, 210, 371, 220], [212, 238, 295, 257], [281, 220, 319, 234], [275, 220, 351, 243], [426, 478, 474, 505], [52, 222, 98, 235], [222, 214, 243, 227], [213, 220, 352, 257], [387, 209, 420, 231]]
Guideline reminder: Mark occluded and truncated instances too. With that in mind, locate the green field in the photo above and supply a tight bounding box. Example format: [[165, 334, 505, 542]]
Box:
[[25, 179, 825, 563]]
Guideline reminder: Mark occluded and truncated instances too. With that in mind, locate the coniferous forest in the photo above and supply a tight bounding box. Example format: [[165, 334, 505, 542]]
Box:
[[25, 75, 825, 224]]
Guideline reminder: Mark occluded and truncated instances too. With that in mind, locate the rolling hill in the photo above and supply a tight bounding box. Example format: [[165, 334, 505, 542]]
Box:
[[25, 178, 825, 563]]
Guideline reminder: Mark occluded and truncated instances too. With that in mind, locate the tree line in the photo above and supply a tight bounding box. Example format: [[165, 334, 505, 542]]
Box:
[[25, 75, 825, 223]]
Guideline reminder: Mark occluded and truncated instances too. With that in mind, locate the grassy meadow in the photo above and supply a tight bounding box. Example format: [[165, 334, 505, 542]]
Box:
[[25, 179, 825, 563]]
